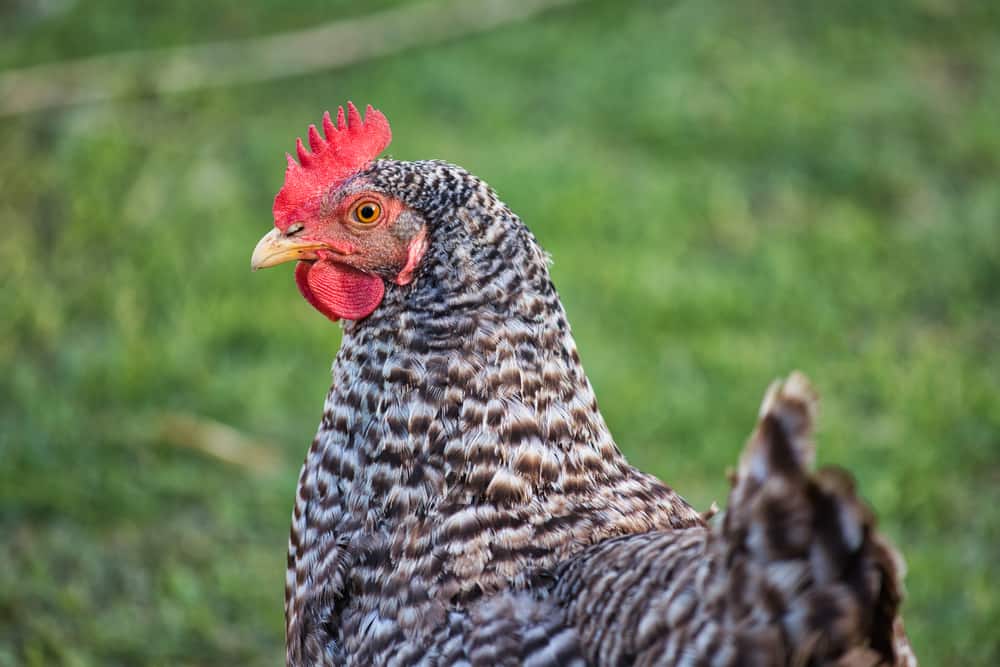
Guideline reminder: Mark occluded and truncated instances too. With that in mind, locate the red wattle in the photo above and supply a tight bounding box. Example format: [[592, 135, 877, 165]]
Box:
[[295, 260, 385, 322]]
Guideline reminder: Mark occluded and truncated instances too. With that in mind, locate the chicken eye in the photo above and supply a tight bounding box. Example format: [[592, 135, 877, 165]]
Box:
[[354, 201, 382, 224]]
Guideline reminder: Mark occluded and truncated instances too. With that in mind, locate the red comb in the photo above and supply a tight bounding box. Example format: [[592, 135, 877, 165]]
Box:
[[272, 102, 392, 229]]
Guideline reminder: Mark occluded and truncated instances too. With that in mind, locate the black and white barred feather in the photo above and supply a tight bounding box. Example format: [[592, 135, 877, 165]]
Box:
[[552, 373, 916, 666], [281, 159, 914, 666]]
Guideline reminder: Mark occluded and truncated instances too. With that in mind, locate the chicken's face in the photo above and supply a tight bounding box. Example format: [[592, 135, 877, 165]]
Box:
[[252, 182, 428, 322], [250, 103, 428, 322]]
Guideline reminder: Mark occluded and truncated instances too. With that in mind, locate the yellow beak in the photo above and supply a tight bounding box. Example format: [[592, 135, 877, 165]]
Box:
[[250, 228, 326, 270]]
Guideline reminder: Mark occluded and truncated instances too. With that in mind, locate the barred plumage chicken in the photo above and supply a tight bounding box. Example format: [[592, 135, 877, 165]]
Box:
[[251, 103, 915, 666]]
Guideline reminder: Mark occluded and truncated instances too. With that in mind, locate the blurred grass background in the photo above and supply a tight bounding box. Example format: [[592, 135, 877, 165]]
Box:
[[1, 0, 998, 664]]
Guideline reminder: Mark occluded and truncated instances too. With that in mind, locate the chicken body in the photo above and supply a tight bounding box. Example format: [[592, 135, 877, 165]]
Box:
[[284, 161, 702, 665], [256, 124, 913, 666]]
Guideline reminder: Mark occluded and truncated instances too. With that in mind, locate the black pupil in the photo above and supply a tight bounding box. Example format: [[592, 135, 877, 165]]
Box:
[[360, 205, 376, 221]]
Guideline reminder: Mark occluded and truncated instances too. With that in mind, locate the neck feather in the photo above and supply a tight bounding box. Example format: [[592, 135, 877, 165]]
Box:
[[319, 182, 629, 519]]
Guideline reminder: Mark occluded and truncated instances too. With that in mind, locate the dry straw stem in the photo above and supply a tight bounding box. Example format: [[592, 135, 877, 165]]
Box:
[[158, 413, 281, 475], [0, 0, 579, 117]]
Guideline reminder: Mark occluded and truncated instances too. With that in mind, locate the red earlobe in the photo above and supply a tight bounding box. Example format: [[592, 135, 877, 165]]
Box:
[[394, 228, 428, 286]]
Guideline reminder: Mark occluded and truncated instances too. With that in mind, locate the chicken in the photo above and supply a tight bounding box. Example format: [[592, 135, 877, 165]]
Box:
[[251, 103, 914, 666]]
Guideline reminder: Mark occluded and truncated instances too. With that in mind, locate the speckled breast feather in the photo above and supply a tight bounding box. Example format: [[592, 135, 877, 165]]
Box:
[[279, 158, 914, 667]]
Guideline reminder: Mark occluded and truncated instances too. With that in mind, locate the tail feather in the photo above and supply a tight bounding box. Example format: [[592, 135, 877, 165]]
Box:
[[551, 372, 916, 666], [723, 372, 914, 666]]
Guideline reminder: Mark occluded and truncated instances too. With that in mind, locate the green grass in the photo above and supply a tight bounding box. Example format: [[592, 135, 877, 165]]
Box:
[[2, 0, 998, 664]]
